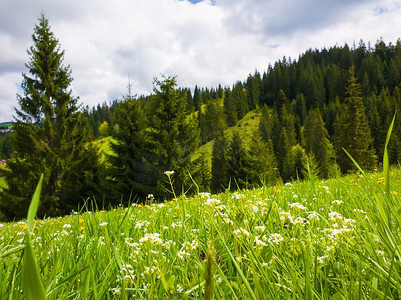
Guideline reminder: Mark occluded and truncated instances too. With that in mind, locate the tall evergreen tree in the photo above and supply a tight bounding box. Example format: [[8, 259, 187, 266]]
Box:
[[246, 136, 278, 187], [0, 14, 100, 219], [106, 97, 154, 203], [211, 131, 229, 193], [223, 88, 238, 127], [227, 132, 248, 189], [334, 66, 376, 173], [304, 108, 334, 178], [150, 76, 198, 197]]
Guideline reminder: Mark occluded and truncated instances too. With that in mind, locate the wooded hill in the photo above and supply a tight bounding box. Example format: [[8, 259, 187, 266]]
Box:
[[84, 39, 401, 190], [1, 18, 401, 220]]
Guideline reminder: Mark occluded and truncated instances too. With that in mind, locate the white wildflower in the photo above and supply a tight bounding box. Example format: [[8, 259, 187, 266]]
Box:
[[177, 250, 190, 261], [317, 255, 329, 264], [63, 223, 72, 229], [99, 222, 108, 227], [254, 236, 267, 247], [308, 211, 320, 222], [164, 170, 175, 176], [199, 192, 211, 198], [139, 233, 163, 245], [328, 211, 343, 222], [269, 233, 284, 245], [332, 200, 343, 205], [233, 227, 250, 237], [255, 225, 266, 233], [290, 202, 307, 210], [205, 198, 221, 207]]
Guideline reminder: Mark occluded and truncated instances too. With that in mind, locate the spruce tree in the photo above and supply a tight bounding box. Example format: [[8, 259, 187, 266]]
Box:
[[223, 88, 238, 127], [246, 136, 278, 187], [226, 132, 248, 189], [334, 66, 376, 173], [150, 76, 199, 197], [304, 108, 334, 178], [211, 132, 229, 193], [106, 97, 154, 203], [0, 14, 100, 219]]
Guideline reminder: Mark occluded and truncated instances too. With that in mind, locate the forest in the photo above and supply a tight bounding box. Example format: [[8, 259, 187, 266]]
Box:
[[1, 14, 401, 221]]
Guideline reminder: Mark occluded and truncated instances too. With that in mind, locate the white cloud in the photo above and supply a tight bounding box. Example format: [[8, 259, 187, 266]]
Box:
[[0, 0, 401, 122]]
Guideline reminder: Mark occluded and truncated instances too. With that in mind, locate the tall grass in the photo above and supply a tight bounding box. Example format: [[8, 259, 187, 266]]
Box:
[[0, 122, 401, 298]]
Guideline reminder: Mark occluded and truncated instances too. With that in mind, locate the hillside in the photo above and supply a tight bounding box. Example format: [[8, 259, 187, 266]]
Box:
[[191, 109, 261, 166], [0, 122, 12, 128]]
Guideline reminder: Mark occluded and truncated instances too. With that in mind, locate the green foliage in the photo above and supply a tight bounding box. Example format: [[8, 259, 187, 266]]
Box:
[[106, 97, 154, 203], [211, 132, 229, 193], [0, 14, 101, 220], [227, 131, 249, 190], [23, 175, 46, 300], [334, 66, 377, 173], [1, 167, 401, 298], [246, 137, 278, 187], [304, 108, 334, 178], [149, 76, 200, 197], [98, 121, 109, 137]]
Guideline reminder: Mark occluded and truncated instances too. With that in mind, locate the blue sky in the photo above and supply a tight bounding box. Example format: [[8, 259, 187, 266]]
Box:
[[0, 0, 400, 122]]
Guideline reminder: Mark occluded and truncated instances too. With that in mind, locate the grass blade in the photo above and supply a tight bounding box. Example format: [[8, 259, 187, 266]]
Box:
[[383, 113, 396, 198], [23, 174, 46, 300]]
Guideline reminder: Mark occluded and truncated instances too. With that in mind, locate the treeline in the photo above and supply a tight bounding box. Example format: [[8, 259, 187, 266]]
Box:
[[82, 39, 401, 190], [1, 14, 401, 220]]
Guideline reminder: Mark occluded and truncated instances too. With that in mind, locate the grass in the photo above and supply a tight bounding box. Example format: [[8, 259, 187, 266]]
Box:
[[0, 122, 12, 129], [0, 177, 6, 189], [0, 168, 401, 299], [93, 136, 116, 162]]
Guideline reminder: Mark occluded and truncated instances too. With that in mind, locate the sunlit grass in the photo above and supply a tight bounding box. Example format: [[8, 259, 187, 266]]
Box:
[[0, 167, 400, 299]]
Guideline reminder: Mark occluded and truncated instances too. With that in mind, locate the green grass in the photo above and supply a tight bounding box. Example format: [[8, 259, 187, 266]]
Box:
[[0, 177, 5, 189], [93, 136, 116, 162], [1, 168, 401, 299], [0, 122, 12, 129]]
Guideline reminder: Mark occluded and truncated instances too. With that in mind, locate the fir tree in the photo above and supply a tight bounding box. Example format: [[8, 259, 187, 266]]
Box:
[[0, 14, 100, 219], [223, 88, 238, 127], [304, 108, 334, 178], [246, 136, 278, 187], [106, 97, 154, 203], [150, 76, 199, 197], [334, 66, 376, 173], [211, 132, 229, 193], [226, 132, 248, 189]]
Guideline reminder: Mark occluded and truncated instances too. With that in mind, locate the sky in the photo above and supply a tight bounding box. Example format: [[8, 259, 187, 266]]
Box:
[[0, 0, 401, 122]]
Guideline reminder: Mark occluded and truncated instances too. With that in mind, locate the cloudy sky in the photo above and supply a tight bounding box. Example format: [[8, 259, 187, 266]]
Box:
[[0, 0, 400, 122]]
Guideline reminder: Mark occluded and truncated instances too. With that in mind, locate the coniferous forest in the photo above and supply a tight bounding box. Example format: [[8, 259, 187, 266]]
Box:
[[1, 15, 401, 220]]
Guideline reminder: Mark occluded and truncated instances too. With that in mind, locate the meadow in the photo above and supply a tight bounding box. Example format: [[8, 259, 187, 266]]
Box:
[[1, 166, 401, 299]]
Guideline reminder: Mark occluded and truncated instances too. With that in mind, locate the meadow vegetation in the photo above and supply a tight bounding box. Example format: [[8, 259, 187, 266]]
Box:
[[1, 166, 401, 299]]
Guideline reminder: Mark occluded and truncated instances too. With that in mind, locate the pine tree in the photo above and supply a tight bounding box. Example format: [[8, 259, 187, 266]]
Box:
[[246, 136, 278, 187], [223, 88, 238, 127], [277, 128, 294, 181], [211, 132, 229, 193], [150, 76, 199, 197], [304, 108, 334, 178], [226, 132, 248, 189], [334, 66, 377, 173], [106, 97, 155, 203], [0, 14, 100, 219]]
